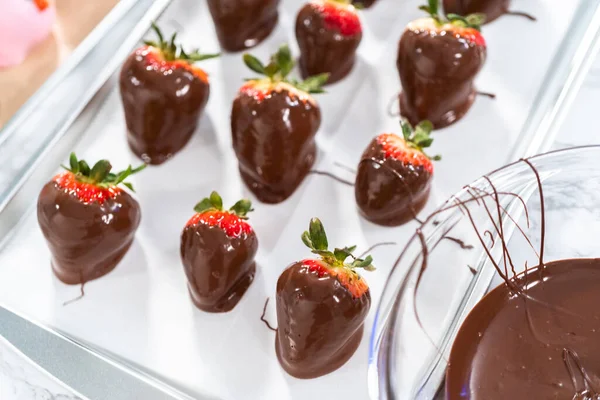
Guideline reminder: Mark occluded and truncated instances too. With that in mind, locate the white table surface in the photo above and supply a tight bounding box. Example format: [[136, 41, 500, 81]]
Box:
[[2, 30, 600, 400]]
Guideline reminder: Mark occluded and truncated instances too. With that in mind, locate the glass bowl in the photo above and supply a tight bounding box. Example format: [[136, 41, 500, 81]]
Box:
[[368, 145, 600, 399]]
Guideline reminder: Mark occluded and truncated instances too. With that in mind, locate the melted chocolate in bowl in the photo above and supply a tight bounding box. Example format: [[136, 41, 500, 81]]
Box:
[[296, 4, 362, 85], [447, 259, 600, 399], [207, 0, 280, 52], [397, 24, 486, 128], [355, 139, 432, 226], [443, 0, 510, 24], [37, 182, 141, 285], [180, 223, 258, 313], [120, 52, 209, 165], [231, 88, 321, 204], [275, 262, 370, 379]]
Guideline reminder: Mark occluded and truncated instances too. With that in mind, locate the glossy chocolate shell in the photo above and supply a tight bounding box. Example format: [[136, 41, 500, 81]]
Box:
[[397, 23, 486, 128], [296, 3, 362, 85], [355, 137, 432, 226], [207, 0, 280, 52], [275, 262, 370, 379], [119, 51, 209, 165], [231, 87, 321, 204], [37, 182, 141, 285], [180, 222, 258, 313]]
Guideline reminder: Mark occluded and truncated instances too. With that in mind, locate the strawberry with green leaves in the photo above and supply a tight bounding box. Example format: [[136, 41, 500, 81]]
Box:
[[180, 191, 258, 313], [231, 44, 328, 204], [37, 153, 145, 284], [276, 218, 373, 379], [397, 0, 486, 128], [296, 0, 362, 84], [120, 23, 219, 165], [356, 120, 440, 226]]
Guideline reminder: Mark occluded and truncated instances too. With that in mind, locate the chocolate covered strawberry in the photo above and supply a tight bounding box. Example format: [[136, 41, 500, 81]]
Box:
[[37, 153, 144, 284], [208, 0, 280, 52], [397, 0, 486, 128], [276, 218, 374, 379], [120, 23, 219, 165], [356, 120, 440, 226], [181, 191, 258, 313], [296, 0, 362, 84], [444, 0, 507, 23], [231, 44, 328, 204]]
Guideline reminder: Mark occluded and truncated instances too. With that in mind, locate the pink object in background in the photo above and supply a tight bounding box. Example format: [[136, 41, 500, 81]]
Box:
[[0, 0, 56, 68]]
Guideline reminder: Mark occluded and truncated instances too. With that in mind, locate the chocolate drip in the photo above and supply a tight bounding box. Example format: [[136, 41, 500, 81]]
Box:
[[275, 262, 370, 379], [260, 297, 277, 332], [63, 283, 86, 306], [207, 0, 280, 52], [358, 241, 397, 258], [296, 3, 362, 84], [119, 52, 209, 165], [180, 223, 258, 313], [309, 169, 354, 186], [37, 182, 141, 285], [397, 23, 486, 128], [441, 236, 473, 249], [231, 89, 321, 204]]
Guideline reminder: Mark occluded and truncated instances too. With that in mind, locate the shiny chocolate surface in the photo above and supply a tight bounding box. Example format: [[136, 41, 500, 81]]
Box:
[[296, 2, 362, 85], [231, 86, 321, 204], [37, 182, 141, 285], [181, 222, 257, 313], [275, 262, 370, 379], [447, 258, 600, 399], [207, 0, 280, 52], [397, 22, 486, 128], [119, 49, 209, 165], [355, 138, 431, 226]]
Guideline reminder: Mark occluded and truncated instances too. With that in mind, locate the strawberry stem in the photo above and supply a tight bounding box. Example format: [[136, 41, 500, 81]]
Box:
[[145, 22, 220, 63], [418, 0, 485, 30], [301, 218, 376, 271], [61, 152, 146, 191], [243, 44, 330, 94], [193, 191, 254, 219], [400, 120, 442, 161]]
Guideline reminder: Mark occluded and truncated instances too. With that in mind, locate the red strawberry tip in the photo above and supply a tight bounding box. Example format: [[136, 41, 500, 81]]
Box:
[[34, 0, 49, 11], [193, 191, 254, 220], [400, 119, 441, 161], [301, 217, 375, 273], [60, 152, 146, 192], [144, 22, 220, 64], [242, 44, 329, 94]]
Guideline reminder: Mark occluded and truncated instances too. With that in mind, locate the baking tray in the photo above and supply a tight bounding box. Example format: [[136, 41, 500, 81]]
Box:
[[0, 0, 598, 399]]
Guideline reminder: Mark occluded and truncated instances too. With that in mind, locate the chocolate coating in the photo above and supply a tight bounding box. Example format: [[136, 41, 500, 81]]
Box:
[[295, 3, 362, 85], [447, 258, 600, 399], [275, 262, 370, 379], [37, 182, 141, 285], [119, 52, 209, 165], [231, 87, 321, 204], [397, 23, 486, 128], [352, 0, 377, 8], [180, 223, 258, 313], [207, 0, 280, 52], [443, 0, 509, 24], [355, 138, 431, 226]]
